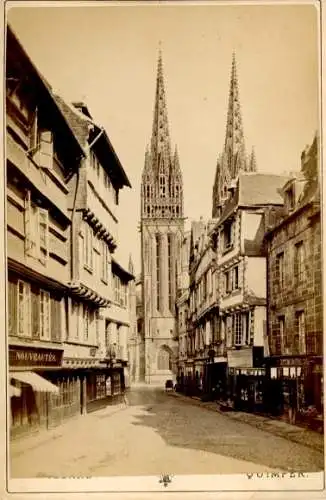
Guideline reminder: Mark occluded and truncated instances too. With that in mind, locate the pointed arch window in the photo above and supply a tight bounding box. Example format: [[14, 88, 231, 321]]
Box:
[[146, 185, 151, 198], [159, 174, 166, 198]]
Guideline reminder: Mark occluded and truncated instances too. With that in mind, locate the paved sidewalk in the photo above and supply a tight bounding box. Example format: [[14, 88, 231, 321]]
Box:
[[167, 392, 324, 453], [10, 402, 128, 459]]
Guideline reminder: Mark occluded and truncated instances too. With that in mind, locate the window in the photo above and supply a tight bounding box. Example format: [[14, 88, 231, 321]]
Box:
[[159, 174, 166, 198], [295, 241, 305, 283], [295, 311, 306, 354], [223, 219, 233, 250], [40, 290, 50, 340], [84, 223, 94, 270], [278, 316, 285, 352], [24, 192, 49, 264], [83, 306, 89, 341], [285, 186, 295, 211], [114, 275, 120, 303], [101, 240, 108, 282], [276, 252, 285, 287], [38, 130, 54, 170], [224, 271, 231, 294], [233, 312, 242, 345], [17, 280, 31, 337], [156, 234, 161, 312], [233, 266, 239, 290]]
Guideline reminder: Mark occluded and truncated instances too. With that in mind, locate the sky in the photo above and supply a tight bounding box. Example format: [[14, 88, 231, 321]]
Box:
[[7, 2, 319, 275]]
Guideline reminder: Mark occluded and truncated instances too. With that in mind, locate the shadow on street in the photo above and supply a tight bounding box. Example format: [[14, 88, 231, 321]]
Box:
[[127, 388, 324, 473]]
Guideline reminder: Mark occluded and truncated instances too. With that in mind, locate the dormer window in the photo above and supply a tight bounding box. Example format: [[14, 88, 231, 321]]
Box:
[[285, 185, 295, 212]]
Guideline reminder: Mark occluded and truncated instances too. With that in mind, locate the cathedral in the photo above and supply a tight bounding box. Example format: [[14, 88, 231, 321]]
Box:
[[140, 50, 184, 385]]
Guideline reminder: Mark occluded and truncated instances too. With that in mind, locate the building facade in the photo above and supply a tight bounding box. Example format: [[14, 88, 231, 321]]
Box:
[[7, 26, 85, 436], [54, 94, 132, 412], [7, 26, 133, 437], [265, 135, 322, 428], [140, 52, 184, 385], [182, 220, 221, 397]]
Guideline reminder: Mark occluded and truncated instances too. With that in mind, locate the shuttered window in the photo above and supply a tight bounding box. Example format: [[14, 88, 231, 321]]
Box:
[[31, 286, 40, 339], [17, 280, 31, 337], [40, 290, 51, 340], [8, 278, 18, 336], [51, 297, 61, 342]]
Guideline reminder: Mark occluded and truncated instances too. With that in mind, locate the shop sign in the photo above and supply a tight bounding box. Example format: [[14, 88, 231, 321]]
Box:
[[271, 366, 302, 379], [279, 358, 304, 367], [9, 345, 63, 367], [229, 367, 265, 377], [227, 348, 252, 368]]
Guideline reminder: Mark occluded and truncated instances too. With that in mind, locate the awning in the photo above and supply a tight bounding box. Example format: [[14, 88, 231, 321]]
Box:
[[10, 384, 21, 397], [10, 372, 59, 394]]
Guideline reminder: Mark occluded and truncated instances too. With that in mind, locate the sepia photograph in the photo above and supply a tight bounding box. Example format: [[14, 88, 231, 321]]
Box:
[[3, 0, 324, 495]]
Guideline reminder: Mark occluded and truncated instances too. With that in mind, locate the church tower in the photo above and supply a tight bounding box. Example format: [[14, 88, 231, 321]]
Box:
[[212, 53, 257, 218], [140, 50, 184, 385]]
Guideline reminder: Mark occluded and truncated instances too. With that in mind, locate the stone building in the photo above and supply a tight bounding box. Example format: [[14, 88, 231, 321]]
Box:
[[265, 135, 322, 427], [140, 51, 184, 385]]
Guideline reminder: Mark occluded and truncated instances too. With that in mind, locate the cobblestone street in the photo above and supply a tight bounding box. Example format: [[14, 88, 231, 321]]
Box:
[[10, 388, 324, 478]]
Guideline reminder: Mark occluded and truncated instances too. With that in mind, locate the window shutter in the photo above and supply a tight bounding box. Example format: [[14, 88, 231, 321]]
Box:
[[8, 278, 17, 336], [31, 286, 40, 339], [24, 192, 32, 255], [25, 282, 32, 338], [38, 208, 49, 264], [51, 296, 61, 342], [30, 107, 38, 153], [39, 130, 53, 169]]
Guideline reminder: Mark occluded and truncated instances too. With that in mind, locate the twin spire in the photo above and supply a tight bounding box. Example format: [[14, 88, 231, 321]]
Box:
[[212, 52, 257, 216], [141, 47, 183, 220]]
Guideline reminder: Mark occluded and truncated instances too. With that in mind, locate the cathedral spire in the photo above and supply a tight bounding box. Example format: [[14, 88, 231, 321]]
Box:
[[223, 52, 247, 177], [150, 48, 172, 171], [212, 53, 249, 218], [249, 146, 257, 172]]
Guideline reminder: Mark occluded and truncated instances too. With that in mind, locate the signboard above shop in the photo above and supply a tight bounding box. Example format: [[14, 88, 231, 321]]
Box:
[[227, 348, 253, 368], [9, 345, 63, 368]]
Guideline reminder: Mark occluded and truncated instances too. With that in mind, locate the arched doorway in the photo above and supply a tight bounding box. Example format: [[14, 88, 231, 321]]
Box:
[[157, 345, 174, 374]]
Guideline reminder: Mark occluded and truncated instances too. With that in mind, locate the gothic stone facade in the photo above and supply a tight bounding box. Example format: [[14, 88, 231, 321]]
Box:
[[140, 52, 184, 385]]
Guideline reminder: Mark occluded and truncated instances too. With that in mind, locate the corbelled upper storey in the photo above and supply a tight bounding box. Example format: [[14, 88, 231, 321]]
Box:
[[141, 50, 183, 220]]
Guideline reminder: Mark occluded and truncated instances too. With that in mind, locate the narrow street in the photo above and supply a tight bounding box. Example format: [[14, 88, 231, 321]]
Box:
[[10, 387, 323, 478]]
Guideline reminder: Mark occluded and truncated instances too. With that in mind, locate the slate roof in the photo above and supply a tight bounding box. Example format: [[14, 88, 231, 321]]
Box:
[[219, 173, 290, 225], [238, 173, 289, 206]]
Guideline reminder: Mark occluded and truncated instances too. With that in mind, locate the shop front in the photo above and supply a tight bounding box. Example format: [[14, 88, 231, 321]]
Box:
[[228, 367, 266, 412], [9, 344, 63, 438], [85, 362, 126, 413], [203, 356, 228, 401], [267, 356, 323, 430]]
